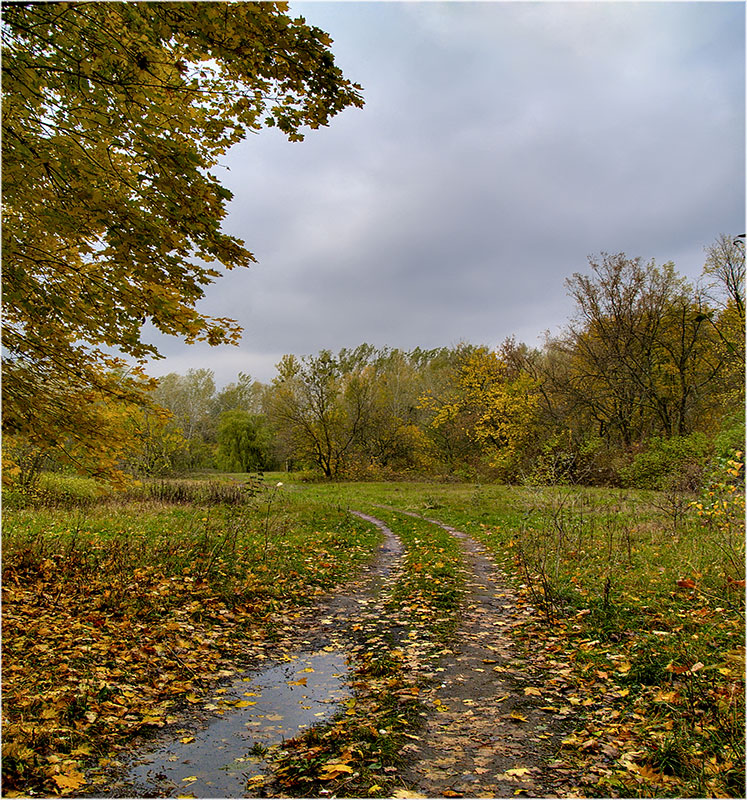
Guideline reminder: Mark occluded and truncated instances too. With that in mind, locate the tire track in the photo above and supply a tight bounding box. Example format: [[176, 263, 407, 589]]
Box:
[[388, 510, 572, 798]]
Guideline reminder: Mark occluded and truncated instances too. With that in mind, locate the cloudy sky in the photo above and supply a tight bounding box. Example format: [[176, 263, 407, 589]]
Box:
[[146, 0, 745, 387]]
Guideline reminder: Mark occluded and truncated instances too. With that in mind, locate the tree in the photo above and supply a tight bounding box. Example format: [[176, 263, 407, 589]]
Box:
[[353, 349, 431, 472], [420, 346, 539, 479], [212, 372, 265, 418], [700, 235, 746, 449], [216, 410, 274, 473], [152, 369, 218, 469], [703, 234, 746, 322], [560, 253, 725, 446], [267, 349, 374, 477], [269, 352, 340, 477], [1, 2, 363, 479]]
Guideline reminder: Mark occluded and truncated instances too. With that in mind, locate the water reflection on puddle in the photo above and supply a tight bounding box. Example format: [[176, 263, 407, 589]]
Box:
[[127, 649, 350, 798]]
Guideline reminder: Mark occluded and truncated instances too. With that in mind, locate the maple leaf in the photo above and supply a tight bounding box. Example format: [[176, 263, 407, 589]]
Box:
[[52, 769, 87, 792]]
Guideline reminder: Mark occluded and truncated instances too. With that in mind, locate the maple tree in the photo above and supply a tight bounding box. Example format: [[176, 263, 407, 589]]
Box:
[[1, 1, 363, 478]]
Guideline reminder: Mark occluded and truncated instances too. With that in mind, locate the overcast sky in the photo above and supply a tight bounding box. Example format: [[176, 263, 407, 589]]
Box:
[[145, 0, 746, 387]]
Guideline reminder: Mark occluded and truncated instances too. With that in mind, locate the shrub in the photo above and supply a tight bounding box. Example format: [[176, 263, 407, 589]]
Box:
[[2, 472, 110, 509], [621, 433, 712, 491]]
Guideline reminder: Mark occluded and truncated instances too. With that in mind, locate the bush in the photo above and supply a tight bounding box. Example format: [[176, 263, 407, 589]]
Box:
[[621, 433, 712, 491], [2, 472, 111, 509]]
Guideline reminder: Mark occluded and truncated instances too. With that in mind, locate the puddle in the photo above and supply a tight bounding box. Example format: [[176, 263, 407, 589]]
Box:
[[115, 512, 404, 798], [124, 649, 350, 798]]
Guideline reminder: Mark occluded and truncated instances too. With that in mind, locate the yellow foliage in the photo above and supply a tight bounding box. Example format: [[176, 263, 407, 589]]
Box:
[[425, 347, 539, 473]]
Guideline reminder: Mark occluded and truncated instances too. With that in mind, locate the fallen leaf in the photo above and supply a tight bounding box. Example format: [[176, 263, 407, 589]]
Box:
[[53, 770, 87, 792], [506, 767, 533, 777]]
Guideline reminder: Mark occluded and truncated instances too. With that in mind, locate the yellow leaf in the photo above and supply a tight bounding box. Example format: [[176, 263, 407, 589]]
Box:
[[523, 687, 542, 696], [182, 776, 198, 783], [321, 763, 354, 774], [506, 767, 532, 777], [180, 736, 195, 744], [53, 770, 87, 791], [235, 700, 257, 707], [510, 712, 528, 722], [287, 678, 308, 687]]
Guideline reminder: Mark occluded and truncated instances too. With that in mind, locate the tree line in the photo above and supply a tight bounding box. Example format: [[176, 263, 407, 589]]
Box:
[[79, 240, 742, 491], [2, 4, 742, 493]]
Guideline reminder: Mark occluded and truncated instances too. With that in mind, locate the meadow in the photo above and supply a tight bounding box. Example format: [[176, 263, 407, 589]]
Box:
[[2, 470, 744, 797]]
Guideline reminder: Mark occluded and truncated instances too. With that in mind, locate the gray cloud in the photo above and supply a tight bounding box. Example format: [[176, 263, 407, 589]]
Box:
[[145, 1, 745, 386]]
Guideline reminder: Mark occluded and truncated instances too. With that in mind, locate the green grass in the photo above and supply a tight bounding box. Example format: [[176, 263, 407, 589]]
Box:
[[3, 472, 743, 797], [269, 477, 745, 797]]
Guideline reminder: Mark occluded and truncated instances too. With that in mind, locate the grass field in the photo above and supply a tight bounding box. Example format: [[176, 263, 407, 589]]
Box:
[[2, 471, 744, 797]]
